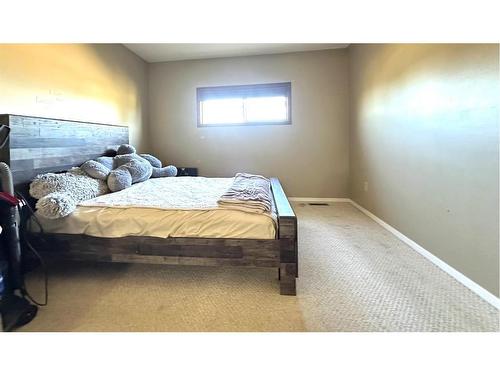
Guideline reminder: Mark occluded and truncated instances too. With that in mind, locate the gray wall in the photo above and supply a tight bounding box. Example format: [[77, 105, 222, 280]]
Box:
[[148, 49, 350, 197], [348, 44, 499, 296]]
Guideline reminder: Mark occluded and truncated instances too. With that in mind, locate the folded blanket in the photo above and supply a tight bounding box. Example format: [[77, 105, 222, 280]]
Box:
[[217, 173, 273, 214]]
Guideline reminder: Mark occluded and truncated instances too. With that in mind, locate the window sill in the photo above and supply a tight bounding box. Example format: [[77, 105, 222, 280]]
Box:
[[197, 121, 292, 128]]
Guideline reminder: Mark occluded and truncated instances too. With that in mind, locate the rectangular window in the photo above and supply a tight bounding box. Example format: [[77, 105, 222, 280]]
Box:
[[197, 82, 291, 127]]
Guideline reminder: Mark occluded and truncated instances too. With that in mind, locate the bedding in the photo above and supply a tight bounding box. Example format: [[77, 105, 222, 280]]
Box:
[[217, 173, 273, 214], [80, 176, 234, 210], [29, 167, 109, 219], [34, 206, 276, 239], [80, 144, 177, 193], [35, 176, 277, 239]]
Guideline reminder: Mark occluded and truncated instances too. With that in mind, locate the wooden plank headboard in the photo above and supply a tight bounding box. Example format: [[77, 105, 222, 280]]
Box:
[[0, 114, 129, 187]]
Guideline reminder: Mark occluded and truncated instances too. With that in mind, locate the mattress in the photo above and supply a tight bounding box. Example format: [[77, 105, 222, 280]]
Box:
[[35, 177, 277, 240]]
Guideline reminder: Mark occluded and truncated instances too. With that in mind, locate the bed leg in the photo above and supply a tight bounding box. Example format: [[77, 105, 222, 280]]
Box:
[[279, 263, 296, 296]]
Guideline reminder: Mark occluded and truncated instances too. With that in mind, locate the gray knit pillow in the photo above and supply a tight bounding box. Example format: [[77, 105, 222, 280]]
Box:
[[81, 160, 110, 180], [30, 167, 109, 219], [36, 192, 77, 220]]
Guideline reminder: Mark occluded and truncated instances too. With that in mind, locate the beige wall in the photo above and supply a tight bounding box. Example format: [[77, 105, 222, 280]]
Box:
[[348, 44, 499, 296], [0, 44, 149, 151], [4, 43, 497, 296], [148, 49, 350, 197]]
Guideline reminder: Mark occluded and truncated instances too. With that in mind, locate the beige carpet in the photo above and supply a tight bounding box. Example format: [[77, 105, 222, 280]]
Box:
[[20, 203, 499, 332]]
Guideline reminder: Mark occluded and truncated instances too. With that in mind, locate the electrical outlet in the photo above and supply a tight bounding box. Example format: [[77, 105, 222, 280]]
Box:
[[363, 181, 369, 192]]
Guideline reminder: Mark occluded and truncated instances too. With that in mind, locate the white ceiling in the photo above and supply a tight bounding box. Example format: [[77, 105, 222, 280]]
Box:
[[123, 43, 348, 63]]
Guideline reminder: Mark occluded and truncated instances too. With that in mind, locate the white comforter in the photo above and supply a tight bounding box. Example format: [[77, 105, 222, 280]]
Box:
[[79, 176, 276, 220]]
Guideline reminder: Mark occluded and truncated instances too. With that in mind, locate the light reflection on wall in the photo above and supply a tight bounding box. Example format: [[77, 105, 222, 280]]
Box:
[[357, 44, 499, 123], [349, 43, 499, 296], [0, 44, 147, 149]]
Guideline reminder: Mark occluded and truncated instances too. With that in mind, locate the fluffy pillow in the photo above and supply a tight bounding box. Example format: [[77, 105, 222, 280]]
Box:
[[140, 154, 162, 168], [81, 160, 110, 180], [107, 166, 133, 192], [152, 165, 177, 178], [36, 192, 77, 220], [117, 144, 136, 155], [30, 167, 109, 219]]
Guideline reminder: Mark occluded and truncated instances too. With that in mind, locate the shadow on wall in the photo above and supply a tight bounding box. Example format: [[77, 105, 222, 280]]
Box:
[[0, 44, 147, 149]]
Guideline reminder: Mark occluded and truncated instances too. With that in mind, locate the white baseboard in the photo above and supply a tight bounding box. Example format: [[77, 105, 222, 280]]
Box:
[[349, 199, 500, 310], [288, 197, 351, 203], [288, 195, 499, 308]]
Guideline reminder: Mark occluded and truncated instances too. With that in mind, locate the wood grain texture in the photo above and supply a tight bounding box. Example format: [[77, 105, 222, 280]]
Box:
[[1, 114, 298, 295], [29, 178, 298, 295], [279, 262, 297, 295], [0, 114, 128, 187], [31, 234, 283, 268], [271, 177, 298, 277]]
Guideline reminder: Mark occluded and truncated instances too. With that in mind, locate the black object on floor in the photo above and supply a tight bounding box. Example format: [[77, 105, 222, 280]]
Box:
[[0, 159, 41, 331], [1, 294, 38, 331]]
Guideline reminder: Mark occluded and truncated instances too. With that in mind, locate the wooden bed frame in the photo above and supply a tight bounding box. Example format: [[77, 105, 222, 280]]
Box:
[[0, 114, 298, 295]]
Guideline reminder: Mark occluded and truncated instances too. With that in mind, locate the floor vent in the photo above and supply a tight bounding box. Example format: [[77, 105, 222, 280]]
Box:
[[308, 202, 330, 206]]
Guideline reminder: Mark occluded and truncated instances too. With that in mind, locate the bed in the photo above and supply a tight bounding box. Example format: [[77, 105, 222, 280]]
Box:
[[0, 114, 298, 295]]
